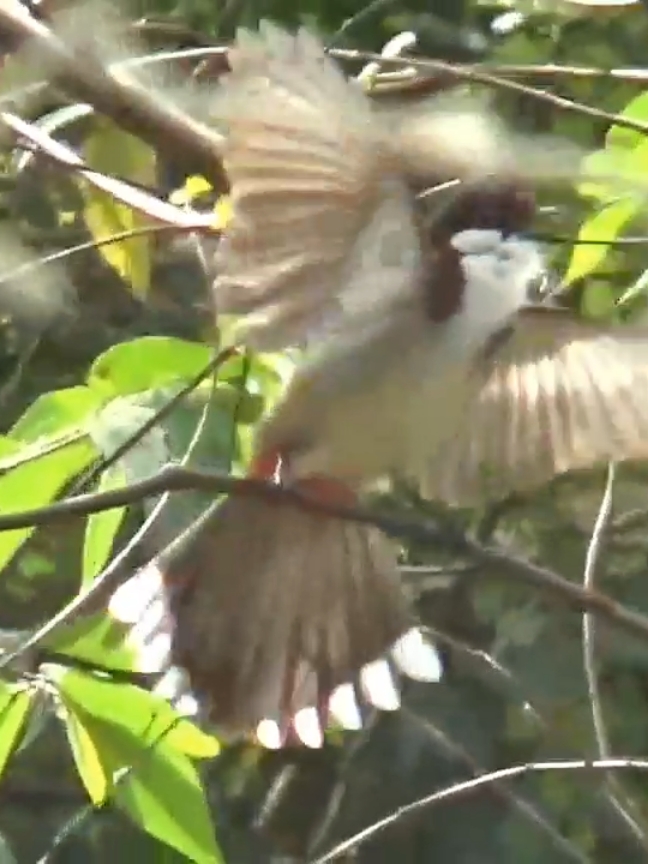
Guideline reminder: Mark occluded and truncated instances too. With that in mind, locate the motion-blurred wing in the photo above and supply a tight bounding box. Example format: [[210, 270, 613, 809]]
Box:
[[211, 23, 422, 352], [421, 309, 648, 505]]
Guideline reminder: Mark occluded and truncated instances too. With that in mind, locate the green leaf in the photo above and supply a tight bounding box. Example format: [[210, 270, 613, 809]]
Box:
[[63, 707, 111, 804], [53, 669, 219, 759], [87, 337, 212, 396], [148, 717, 220, 761], [563, 200, 637, 285], [606, 92, 648, 152], [89, 397, 169, 477], [81, 119, 155, 299], [46, 613, 136, 673], [191, 382, 265, 426], [0, 440, 97, 572], [98, 716, 221, 864], [82, 464, 129, 586], [578, 138, 648, 204], [9, 387, 105, 443], [578, 149, 635, 201], [53, 670, 221, 863], [55, 669, 163, 737], [580, 281, 618, 320], [116, 738, 222, 864], [0, 684, 33, 777], [169, 174, 213, 206]]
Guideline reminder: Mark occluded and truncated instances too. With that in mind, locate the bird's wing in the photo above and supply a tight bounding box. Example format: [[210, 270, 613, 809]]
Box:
[[210, 23, 422, 352], [421, 308, 648, 506]]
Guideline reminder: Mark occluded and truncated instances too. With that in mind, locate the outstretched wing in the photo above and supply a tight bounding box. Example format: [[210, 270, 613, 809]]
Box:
[[211, 23, 422, 352], [421, 309, 648, 505]]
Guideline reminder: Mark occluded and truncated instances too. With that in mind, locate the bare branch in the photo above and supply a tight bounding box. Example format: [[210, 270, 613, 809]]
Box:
[[582, 465, 648, 848], [0, 462, 648, 668], [0, 4, 227, 188], [313, 757, 648, 864]]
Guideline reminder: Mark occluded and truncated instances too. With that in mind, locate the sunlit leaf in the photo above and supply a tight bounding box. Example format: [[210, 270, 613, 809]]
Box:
[[9, 387, 105, 443], [0, 684, 33, 777], [53, 668, 218, 758], [54, 669, 161, 737], [51, 669, 221, 862], [46, 613, 136, 673], [579, 138, 648, 207], [81, 119, 155, 299], [147, 714, 220, 761], [606, 92, 648, 152], [563, 200, 637, 284], [87, 337, 212, 396], [169, 175, 213, 206], [116, 738, 222, 864], [578, 149, 636, 201], [212, 196, 232, 230], [163, 722, 220, 760], [0, 440, 97, 572], [82, 464, 129, 587], [63, 707, 111, 804]]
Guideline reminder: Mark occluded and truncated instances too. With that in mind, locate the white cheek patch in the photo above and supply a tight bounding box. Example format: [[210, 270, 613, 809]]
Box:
[[443, 229, 546, 351], [451, 229, 503, 256], [452, 229, 545, 300]]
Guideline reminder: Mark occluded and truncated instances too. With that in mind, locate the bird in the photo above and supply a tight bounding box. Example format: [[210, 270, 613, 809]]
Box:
[[109, 22, 648, 750]]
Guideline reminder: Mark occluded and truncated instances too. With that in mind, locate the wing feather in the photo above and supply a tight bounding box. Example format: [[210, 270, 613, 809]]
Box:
[[210, 23, 422, 351], [422, 310, 648, 505]]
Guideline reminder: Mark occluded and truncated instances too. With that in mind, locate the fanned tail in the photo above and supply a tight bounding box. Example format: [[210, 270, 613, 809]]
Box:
[[109, 480, 441, 748]]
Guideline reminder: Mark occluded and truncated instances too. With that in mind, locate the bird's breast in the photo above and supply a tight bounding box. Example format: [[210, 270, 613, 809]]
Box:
[[280, 327, 478, 486]]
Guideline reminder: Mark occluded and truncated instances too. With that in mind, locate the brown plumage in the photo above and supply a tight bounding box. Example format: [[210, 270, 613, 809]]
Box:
[[110, 22, 648, 749]]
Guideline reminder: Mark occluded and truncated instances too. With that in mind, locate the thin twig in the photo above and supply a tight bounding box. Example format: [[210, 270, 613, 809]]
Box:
[[474, 63, 648, 84], [148, 42, 648, 139], [327, 0, 396, 46], [0, 223, 200, 288], [69, 348, 237, 495], [0, 5, 227, 188], [402, 712, 591, 864], [582, 465, 648, 848], [328, 50, 648, 137], [305, 713, 379, 859], [312, 757, 648, 863]]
